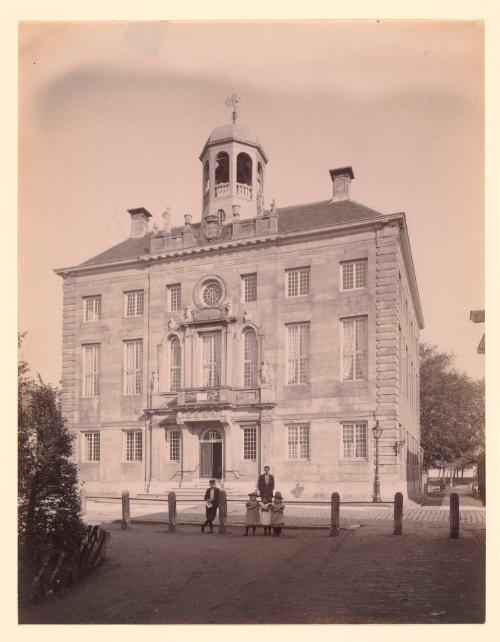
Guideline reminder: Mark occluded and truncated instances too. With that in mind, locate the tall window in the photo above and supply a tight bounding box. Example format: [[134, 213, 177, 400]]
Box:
[[202, 332, 221, 388], [288, 424, 310, 459], [125, 290, 144, 317], [124, 430, 143, 462], [169, 337, 181, 392], [169, 430, 181, 462], [287, 322, 310, 384], [82, 343, 100, 397], [342, 260, 368, 290], [286, 267, 310, 297], [243, 425, 257, 460], [83, 295, 101, 322], [124, 339, 143, 395], [167, 284, 181, 311], [243, 329, 258, 388], [242, 273, 257, 302], [342, 317, 368, 381], [82, 431, 100, 462], [342, 423, 367, 458]]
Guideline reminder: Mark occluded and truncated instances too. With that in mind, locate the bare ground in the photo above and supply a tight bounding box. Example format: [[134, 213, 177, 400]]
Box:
[[19, 521, 485, 625]]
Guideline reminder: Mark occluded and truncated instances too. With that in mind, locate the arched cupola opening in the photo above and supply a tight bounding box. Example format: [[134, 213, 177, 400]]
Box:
[[237, 152, 253, 199], [257, 162, 264, 194], [215, 152, 230, 198], [203, 161, 210, 197]]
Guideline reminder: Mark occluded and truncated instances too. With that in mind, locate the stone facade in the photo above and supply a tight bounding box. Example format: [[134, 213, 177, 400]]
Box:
[[55, 120, 424, 500]]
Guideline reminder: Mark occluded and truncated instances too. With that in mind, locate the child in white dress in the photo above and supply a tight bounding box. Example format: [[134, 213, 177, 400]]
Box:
[[260, 495, 272, 536]]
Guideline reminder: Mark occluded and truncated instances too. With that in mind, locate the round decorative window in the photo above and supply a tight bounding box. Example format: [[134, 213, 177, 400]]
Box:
[[202, 280, 223, 307]]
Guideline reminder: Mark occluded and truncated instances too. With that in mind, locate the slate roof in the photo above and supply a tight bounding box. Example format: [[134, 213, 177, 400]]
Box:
[[79, 199, 390, 268]]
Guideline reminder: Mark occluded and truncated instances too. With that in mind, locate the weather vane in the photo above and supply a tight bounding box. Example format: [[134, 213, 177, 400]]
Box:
[[225, 93, 240, 124]]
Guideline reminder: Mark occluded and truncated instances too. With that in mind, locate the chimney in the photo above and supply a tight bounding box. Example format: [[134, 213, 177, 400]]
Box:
[[329, 167, 354, 202], [128, 207, 152, 238], [162, 207, 171, 234]]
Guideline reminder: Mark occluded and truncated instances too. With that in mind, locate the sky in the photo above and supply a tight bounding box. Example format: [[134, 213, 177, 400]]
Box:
[[18, 20, 485, 384]]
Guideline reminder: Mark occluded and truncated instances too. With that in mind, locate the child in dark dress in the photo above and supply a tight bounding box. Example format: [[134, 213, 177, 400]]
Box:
[[244, 491, 260, 535]]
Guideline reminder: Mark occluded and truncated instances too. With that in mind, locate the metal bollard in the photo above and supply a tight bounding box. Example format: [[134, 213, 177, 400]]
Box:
[[393, 492, 403, 535], [450, 492, 460, 538], [330, 492, 340, 536], [121, 490, 131, 530], [168, 492, 176, 532], [218, 489, 227, 534]]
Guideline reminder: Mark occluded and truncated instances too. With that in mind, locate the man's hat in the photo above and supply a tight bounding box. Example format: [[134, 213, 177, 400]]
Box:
[[248, 491, 258, 497], [273, 491, 283, 498], [209, 479, 216, 484], [264, 465, 270, 470]]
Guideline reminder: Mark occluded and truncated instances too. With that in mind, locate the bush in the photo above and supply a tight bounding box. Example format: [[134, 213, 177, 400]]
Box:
[[18, 346, 85, 564]]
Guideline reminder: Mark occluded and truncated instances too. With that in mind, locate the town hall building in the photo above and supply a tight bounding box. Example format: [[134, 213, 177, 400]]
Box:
[[55, 112, 424, 501]]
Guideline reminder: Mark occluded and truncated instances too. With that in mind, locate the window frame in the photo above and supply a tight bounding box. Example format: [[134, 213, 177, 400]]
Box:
[[200, 331, 222, 388], [286, 322, 310, 385], [242, 424, 257, 461], [286, 267, 310, 298], [341, 259, 368, 291], [169, 336, 182, 392], [82, 343, 100, 398], [243, 328, 258, 388], [287, 423, 310, 460], [123, 339, 143, 396], [83, 295, 101, 322], [342, 422, 368, 460], [123, 429, 143, 463], [124, 290, 144, 318], [81, 431, 100, 463], [169, 429, 181, 462], [341, 316, 368, 382], [167, 284, 181, 312], [241, 273, 257, 303]]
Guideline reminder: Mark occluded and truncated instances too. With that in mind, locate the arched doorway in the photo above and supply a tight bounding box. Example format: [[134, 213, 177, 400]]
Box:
[[199, 429, 223, 479]]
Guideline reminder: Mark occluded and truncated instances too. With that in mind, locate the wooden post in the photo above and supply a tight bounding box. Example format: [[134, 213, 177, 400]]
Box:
[[218, 489, 227, 534], [393, 492, 403, 535], [330, 492, 340, 536], [121, 490, 131, 530], [168, 491, 176, 532], [450, 492, 460, 538]]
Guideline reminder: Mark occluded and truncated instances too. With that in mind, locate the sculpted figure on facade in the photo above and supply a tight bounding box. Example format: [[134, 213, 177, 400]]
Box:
[[259, 359, 272, 386], [168, 317, 177, 331], [183, 305, 193, 321]]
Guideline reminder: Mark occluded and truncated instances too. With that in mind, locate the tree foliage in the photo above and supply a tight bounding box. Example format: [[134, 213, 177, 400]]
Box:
[[18, 335, 85, 562], [419, 343, 484, 470]]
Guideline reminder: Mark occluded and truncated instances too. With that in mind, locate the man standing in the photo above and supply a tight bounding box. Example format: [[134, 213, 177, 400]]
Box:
[[258, 466, 275, 500], [202, 479, 220, 533]]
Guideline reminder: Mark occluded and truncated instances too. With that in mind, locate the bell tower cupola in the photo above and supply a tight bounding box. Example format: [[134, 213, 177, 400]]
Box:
[[199, 95, 268, 221]]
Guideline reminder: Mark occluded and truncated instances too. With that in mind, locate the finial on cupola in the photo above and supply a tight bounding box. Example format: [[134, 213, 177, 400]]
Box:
[[162, 207, 171, 234], [225, 93, 240, 124]]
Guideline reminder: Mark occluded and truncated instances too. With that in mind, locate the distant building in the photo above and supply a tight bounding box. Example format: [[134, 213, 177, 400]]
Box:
[[55, 116, 424, 500]]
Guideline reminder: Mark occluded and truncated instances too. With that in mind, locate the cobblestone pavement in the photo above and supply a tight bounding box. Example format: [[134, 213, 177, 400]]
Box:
[[84, 497, 486, 528], [20, 521, 485, 624]]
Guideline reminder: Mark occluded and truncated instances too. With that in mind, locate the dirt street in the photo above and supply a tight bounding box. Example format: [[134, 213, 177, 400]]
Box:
[[20, 521, 485, 624]]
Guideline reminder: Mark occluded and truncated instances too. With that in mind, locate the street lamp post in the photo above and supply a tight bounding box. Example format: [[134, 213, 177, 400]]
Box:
[[372, 420, 383, 503]]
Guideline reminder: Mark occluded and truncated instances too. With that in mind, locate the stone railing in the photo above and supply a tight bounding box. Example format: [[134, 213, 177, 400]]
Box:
[[152, 387, 260, 409], [215, 182, 230, 198], [236, 183, 252, 199]]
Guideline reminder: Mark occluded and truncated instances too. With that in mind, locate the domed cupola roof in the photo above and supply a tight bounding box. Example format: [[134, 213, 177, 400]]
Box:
[[199, 122, 267, 162], [208, 123, 259, 145]]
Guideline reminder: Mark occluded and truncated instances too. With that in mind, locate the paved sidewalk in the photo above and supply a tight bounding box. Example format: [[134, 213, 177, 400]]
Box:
[[84, 496, 486, 528], [20, 520, 485, 624]]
